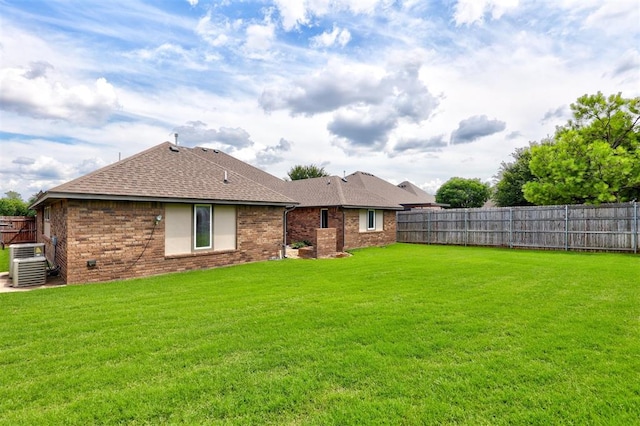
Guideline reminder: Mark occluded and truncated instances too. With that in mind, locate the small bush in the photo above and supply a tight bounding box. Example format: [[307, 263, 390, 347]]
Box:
[[290, 241, 311, 249]]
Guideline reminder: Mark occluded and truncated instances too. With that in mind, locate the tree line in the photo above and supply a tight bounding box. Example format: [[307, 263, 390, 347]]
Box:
[[437, 92, 639, 208], [0, 191, 36, 217]]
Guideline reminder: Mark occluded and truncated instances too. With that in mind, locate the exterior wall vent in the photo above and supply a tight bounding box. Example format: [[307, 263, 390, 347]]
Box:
[[9, 243, 45, 278], [13, 257, 47, 287]]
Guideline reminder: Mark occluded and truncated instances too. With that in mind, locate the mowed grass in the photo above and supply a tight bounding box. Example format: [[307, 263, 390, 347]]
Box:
[[0, 247, 8, 272], [1, 244, 639, 425]]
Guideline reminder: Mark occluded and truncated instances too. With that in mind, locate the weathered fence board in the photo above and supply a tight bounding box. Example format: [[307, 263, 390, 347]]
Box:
[[397, 203, 639, 254], [0, 216, 37, 248]]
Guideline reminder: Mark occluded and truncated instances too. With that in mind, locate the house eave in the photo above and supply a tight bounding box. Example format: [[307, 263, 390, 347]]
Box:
[[31, 192, 298, 208]]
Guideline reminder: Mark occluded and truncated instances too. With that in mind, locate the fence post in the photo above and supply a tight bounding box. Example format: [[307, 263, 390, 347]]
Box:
[[464, 209, 468, 246], [564, 205, 569, 251], [509, 208, 513, 249], [634, 201, 638, 254]]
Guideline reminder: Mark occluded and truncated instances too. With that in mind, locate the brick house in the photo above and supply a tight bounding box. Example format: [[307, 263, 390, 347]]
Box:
[[282, 172, 440, 253], [30, 142, 296, 284]]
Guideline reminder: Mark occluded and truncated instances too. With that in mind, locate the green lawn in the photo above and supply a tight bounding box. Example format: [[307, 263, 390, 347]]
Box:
[[1, 244, 638, 425], [0, 247, 8, 272]]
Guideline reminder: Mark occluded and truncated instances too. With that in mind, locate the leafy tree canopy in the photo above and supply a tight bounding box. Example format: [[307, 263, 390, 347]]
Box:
[[286, 164, 329, 181], [492, 143, 538, 207], [436, 177, 491, 208], [523, 92, 640, 205], [0, 191, 36, 216]]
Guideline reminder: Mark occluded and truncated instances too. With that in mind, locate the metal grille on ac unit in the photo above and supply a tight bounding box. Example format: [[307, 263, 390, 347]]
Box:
[[13, 257, 47, 287], [9, 243, 45, 278]]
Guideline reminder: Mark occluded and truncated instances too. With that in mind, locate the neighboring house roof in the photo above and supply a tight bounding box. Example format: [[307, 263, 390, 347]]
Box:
[[32, 142, 296, 207], [283, 175, 402, 209], [397, 181, 439, 205], [281, 172, 436, 210]]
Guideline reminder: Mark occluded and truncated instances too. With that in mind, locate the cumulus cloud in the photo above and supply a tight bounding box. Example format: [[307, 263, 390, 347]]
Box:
[[260, 58, 439, 151], [394, 135, 447, 153], [173, 121, 254, 150], [23, 61, 53, 79], [611, 49, 640, 78], [328, 107, 397, 148], [13, 157, 36, 166], [311, 25, 352, 48], [453, 0, 519, 26], [273, 0, 310, 31], [1, 153, 108, 198], [259, 63, 386, 115], [273, 0, 384, 31], [0, 63, 120, 125], [244, 23, 276, 58], [255, 138, 292, 166], [541, 105, 567, 123], [450, 115, 506, 144], [196, 12, 240, 48]]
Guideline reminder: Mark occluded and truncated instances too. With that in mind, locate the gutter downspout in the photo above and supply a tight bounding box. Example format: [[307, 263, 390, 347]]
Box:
[[342, 207, 346, 252], [283, 206, 297, 258]]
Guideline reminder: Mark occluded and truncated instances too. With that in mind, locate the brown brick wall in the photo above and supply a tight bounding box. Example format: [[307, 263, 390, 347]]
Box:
[[39, 200, 285, 284], [287, 207, 396, 252], [315, 228, 337, 257], [343, 209, 396, 250], [287, 207, 344, 250], [36, 200, 69, 281]]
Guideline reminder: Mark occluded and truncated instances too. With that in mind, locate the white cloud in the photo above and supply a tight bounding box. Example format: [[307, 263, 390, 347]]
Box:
[[196, 12, 239, 48], [0, 63, 120, 125], [583, 0, 640, 34], [244, 23, 276, 58], [311, 25, 352, 48], [186, 0, 198, 6], [453, 0, 519, 26], [273, 0, 310, 30]]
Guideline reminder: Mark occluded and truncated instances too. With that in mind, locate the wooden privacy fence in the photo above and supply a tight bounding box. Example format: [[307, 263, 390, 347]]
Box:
[[0, 216, 37, 248], [397, 203, 639, 254]]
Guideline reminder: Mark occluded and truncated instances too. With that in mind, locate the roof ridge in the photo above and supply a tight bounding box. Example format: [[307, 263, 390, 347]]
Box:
[[48, 141, 174, 192], [184, 146, 296, 204], [334, 176, 348, 205]]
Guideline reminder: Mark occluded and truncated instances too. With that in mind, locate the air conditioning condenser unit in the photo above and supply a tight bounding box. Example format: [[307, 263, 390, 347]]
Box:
[[9, 243, 45, 278], [13, 257, 47, 288]]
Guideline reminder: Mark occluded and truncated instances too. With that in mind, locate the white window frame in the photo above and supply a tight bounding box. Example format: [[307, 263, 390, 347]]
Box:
[[194, 204, 212, 250], [367, 209, 376, 230]]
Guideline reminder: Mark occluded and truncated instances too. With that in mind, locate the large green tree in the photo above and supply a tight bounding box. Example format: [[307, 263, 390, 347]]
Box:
[[492, 143, 537, 207], [436, 177, 491, 208], [286, 164, 329, 181], [523, 92, 640, 205], [0, 191, 35, 216]]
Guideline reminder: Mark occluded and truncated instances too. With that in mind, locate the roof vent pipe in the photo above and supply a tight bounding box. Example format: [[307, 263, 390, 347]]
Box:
[[224, 170, 229, 183], [174, 133, 179, 145]]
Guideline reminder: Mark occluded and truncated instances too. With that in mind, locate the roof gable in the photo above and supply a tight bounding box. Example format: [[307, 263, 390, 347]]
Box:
[[37, 142, 296, 206], [397, 180, 436, 204]]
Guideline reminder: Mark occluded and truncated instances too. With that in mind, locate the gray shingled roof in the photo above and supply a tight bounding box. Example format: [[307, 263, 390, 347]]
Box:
[[191, 146, 288, 194], [397, 180, 437, 204], [280, 172, 433, 209], [32, 142, 439, 211], [33, 142, 296, 206]]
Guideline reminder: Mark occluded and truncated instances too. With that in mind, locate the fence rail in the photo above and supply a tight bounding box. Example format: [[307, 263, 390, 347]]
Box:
[[397, 202, 639, 254], [0, 216, 37, 248]]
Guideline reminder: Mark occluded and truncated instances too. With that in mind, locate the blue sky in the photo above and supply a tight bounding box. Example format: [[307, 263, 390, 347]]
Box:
[[1, 0, 639, 199]]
